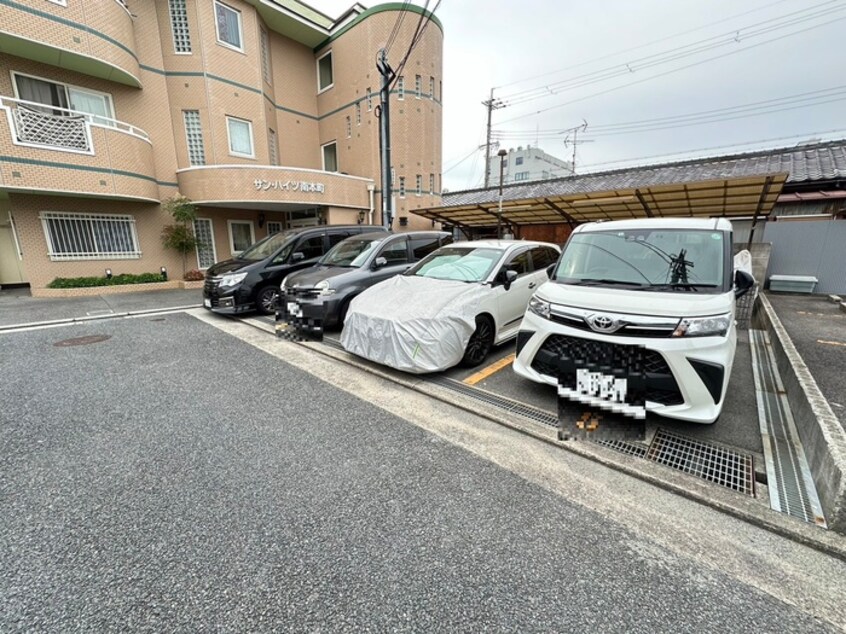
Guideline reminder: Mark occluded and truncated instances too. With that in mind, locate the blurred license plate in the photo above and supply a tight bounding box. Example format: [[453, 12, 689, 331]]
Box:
[[577, 368, 627, 403], [287, 301, 302, 318], [203, 298, 211, 308]]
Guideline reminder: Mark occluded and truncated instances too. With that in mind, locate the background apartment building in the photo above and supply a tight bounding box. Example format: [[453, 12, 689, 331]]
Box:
[[488, 146, 573, 186], [0, 0, 443, 292]]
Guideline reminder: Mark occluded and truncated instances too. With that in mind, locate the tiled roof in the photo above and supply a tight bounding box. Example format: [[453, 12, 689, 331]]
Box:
[[443, 139, 846, 207]]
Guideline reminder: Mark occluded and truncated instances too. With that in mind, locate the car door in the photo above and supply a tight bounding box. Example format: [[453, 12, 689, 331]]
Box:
[[494, 247, 534, 338], [369, 236, 411, 285]]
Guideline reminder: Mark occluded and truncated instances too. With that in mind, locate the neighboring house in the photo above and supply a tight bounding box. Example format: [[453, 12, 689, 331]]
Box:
[[487, 146, 574, 186], [418, 140, 846, 292], [0, 0, 444, 292]]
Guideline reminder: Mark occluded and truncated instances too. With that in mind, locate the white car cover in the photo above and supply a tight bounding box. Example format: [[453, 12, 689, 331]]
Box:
[[340, 275, 491, 373]]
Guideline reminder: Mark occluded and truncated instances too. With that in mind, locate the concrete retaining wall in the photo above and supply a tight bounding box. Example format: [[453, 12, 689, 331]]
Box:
[[757, 294, 846, 533]]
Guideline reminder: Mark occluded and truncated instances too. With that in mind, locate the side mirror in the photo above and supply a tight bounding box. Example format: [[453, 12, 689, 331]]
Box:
[[503, 269, 518, 291], [546, 263, 556, 278], [734, 269, 754, 298], [290, 252, 305, 263], [373, 256, 387, 269]]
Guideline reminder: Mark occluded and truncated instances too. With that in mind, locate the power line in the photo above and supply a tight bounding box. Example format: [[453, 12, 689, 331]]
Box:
[[384, 1, 411, 54], [390, 0, 441, 90]]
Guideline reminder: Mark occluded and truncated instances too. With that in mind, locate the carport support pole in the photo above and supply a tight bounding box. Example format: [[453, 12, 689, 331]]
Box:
[[497, 148, 507, 239], [376, 49, 395, 229]]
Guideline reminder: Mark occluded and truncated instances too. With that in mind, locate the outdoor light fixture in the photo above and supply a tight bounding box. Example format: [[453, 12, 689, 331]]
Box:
[[358, 210, 365, 224], [258, 212, 265, 228], [105, 268, 112, 279], [160, 266, 167, 281], [399, 217, 408, 227]]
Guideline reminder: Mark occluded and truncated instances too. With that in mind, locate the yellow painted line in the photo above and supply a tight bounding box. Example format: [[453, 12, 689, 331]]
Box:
[[463, 353, 516, 385], [817, 339, 846, 347]]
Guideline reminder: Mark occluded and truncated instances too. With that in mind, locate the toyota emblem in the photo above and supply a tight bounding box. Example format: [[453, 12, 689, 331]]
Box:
[[588, 313, 619, 333]]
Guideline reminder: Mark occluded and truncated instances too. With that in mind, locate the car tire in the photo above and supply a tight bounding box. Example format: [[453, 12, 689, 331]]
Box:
[[461, 315, 494, 367], [256, 285, 280, 315], [337, 298, 352, 328]]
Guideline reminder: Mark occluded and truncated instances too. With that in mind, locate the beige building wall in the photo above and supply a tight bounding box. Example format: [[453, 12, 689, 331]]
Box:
[[0, 0, 443, 290]]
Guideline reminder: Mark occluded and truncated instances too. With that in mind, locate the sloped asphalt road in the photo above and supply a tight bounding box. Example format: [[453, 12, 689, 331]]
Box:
[[0, 314, 837, 632]]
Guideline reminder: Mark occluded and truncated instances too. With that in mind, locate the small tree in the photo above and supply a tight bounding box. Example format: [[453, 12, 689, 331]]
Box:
[[161, 195, 199, 279]]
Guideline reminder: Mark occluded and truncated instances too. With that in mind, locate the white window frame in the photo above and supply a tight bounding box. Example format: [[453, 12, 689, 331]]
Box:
[[366, 87, 372, 111], [355, 102, 361, 126], [183, 109, 205, 166], [225, 115, 254, 158], [227, 219, 255, 256], [266, 220, 283, 235], [268, 128, 278, 166], [316, 50, 334, 93], [429, 173, 434, 195], [12, 71, 116, 122], [193, 217, 217, 269], [397, 76, 404, 101], [40, 212, 141, 261], [321, 141, 338, 172], [169, 0, 192, 54], [345, 115, 351, 139], [46, 0, 67, 6], [429, 76, 435, 99], [214, 0, 244, 53]]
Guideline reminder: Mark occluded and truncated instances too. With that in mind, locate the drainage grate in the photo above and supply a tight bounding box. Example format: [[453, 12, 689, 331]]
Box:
[[647, 429, 755, 496], [596, 439, 649, 458], [429, 376, 558, 427]]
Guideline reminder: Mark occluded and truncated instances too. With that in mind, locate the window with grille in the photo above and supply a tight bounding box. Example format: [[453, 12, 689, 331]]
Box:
[[268, 128, 278, 165], [416, 174, 422, 195], [260, 28, 271, 83], [266, 221, 283, 235], [41, 212, 140, 260], [415, 75, 421, 99], [399, 176, 406, 198], [169, 0, 191, 53], [366, 87, 372, 111], [356, 102, 361, 126], [193, 218, 216, 269], [429, 173, 434, 194], [397, 76, 404, 100], [346, 115, 351, 138], [183, 110, 205, 166]]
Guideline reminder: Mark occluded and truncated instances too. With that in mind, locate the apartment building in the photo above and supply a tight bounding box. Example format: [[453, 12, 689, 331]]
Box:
[[0, 0, 443, 292], [488, 146, 573, 186]]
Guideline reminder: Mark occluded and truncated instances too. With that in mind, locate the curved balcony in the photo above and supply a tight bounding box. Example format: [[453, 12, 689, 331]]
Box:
[[0, 96, 158, 201], [177, 165, 373, 210], [0, 0, 140, 87]]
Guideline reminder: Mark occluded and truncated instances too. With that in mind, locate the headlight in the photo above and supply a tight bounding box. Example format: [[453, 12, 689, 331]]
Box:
[[280, 275, 290, 289], [315, 279, 336, 296], [528, 295, 551, 320], [219, 272, 248, 288], [672, 313, 731, 337]]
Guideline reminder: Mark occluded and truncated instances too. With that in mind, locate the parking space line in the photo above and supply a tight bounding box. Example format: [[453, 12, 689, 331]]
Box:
[[463, 353, 516, 385], [816, 339, 846, 347]]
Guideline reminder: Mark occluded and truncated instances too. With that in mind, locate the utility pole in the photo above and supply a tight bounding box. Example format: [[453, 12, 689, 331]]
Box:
[[376, 49, 395, 228], [562, 120, 592, 175], [482, 88, 505, 188]]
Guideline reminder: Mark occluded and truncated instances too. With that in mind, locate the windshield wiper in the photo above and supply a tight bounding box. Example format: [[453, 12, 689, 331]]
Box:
[[568, 278, 648, 287], [647, 283, 718, 291]]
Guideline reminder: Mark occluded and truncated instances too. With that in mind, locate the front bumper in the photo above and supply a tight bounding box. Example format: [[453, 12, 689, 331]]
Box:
[[203, 279, 253, 314], [513, 310, 736, 424], [280, 288, 343, 333]]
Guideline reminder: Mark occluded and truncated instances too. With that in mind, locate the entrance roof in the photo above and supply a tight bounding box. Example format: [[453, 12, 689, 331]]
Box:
[[413, 173, 787, 229]]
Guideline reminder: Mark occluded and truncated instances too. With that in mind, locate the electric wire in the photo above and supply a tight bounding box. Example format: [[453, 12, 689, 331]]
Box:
[[390, 0, 440, 90], [384, 0, 411, 54]]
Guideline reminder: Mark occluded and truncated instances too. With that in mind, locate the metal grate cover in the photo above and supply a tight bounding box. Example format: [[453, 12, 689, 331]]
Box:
[[596, 439, 649, 458], [647, 429, 755, 496]]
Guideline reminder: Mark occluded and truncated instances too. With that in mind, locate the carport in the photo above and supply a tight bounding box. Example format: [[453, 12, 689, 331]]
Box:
[[413, 171, 788, 238]]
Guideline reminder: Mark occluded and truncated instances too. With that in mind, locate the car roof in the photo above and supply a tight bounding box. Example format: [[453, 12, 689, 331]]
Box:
[[448, 239, 559, 250], [575, 218, 732, 233], [354, 230, 450, 241]]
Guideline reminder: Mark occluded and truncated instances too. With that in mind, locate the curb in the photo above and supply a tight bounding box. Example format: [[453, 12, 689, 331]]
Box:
[[0, 305, 201, 332]]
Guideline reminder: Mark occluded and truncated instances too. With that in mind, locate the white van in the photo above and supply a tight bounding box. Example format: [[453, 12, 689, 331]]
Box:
[[512, 218, 753, 424]]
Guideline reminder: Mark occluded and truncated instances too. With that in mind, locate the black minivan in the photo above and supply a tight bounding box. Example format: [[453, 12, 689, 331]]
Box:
[[203, 224, 387, 315]]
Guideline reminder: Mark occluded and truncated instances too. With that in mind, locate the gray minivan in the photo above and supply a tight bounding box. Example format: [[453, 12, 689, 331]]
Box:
[[281, 230, 452, 331]]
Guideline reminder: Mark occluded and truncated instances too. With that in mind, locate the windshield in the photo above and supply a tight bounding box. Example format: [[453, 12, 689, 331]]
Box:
[[553, 229, 725, 291], [238, 229, 300, 261], [319, 237, 384, 267], [406, 246, 503, 282]]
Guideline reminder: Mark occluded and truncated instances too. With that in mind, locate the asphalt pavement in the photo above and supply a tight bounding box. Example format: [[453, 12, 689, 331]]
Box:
[[1, 313, 842, 631]]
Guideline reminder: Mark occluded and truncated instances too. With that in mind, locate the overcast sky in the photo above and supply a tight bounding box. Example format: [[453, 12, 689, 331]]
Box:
[[310, 0, 844, 192]]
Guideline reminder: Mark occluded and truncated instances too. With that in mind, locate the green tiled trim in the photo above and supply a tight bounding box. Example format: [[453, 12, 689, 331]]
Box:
[[315, 3, 443, 52], [0, 0, 138, 62], [0, 155, 177, 187]]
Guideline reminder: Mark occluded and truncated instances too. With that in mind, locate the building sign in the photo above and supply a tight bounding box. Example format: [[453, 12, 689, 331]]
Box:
[[254, 179, 325, 193]]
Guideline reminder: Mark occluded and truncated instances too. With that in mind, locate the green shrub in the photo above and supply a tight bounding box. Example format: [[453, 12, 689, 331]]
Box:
[[47, 272, 166, 289]]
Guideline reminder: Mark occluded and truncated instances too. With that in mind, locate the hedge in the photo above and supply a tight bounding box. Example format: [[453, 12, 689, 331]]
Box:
[[47, 273, 167, 289]]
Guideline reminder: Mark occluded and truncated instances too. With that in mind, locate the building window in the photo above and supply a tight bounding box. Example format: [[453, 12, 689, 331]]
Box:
[[227, 220, 254, 256], [515, 156, 523, 165], [226, 116, 253, 158], [416, 174, 422, 196], [266, 221, 283, 235], [214, 1, 243, 51], [322, 141, 338, 172], [356, 102, 361, 126], [169, 0, 191, 53], [193, 218, 216, 269], [14, 73, 114, 125], [398, 176, 406, 198], [366, 87, 372, 111], [41, 212, 140, 261], [429, 173, 434, 194], [397, 76, 404, 100], [514, 171, 530, 181], [317, 51, 333, 92], [268, 128, 278, 166], [415, 75, 421, 99], [46, 0, 67, 5], [183, 110, 205, 166], [429, 76, 435, 99], [345, 115, 351, 139], [260, 28, 271, 83]]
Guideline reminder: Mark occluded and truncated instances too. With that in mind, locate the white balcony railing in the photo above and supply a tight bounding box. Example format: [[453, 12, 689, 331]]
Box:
[[1, 96, 149, 154]]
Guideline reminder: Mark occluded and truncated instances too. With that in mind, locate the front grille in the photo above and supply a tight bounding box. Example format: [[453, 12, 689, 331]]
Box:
[[531, 334, 684, 406], [549, 313, 675, 338], [286, 286, 320, 301]]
